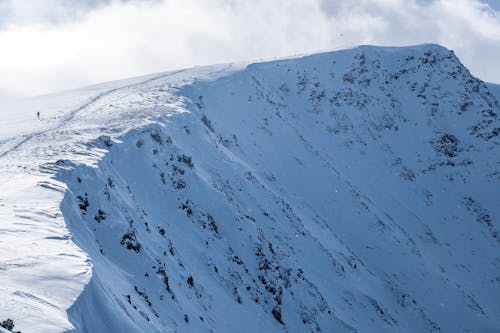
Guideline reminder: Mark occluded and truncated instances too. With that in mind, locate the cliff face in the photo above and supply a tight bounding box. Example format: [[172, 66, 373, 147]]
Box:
[[1, 44, 498, 333], [58, 44, 499, 333]]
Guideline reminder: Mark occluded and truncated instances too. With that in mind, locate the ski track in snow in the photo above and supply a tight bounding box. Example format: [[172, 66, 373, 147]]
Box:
[[0, 69, 190, 159]]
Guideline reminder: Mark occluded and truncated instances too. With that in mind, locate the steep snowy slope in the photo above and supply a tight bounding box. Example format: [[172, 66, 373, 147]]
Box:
[[0, 44, 499, 333], [0, 65, 236, 333]]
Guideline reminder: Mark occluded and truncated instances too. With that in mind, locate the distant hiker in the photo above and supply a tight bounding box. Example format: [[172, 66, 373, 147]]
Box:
[[37, 111, 40, 119]]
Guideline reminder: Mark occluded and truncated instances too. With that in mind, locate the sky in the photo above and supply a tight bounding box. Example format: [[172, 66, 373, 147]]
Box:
[[0, 0, 499, 99]]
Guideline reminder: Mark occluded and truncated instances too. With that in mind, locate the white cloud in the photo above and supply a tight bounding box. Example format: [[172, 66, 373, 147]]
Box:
[[0, 0, 499, 98]]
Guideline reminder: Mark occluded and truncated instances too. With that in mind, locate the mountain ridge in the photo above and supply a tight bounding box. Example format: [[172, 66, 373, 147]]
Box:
[[0, 44, 498, 333]]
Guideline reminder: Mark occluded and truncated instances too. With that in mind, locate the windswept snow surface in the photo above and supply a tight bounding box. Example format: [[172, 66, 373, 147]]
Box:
[[1, 45, 499, 333]]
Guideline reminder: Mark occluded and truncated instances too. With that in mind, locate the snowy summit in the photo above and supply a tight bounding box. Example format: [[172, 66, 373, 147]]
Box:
[[0, 44, 499, 333]]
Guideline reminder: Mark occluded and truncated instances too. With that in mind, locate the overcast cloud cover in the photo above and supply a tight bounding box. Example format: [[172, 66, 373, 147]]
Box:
[[0, 0, 499, 98]]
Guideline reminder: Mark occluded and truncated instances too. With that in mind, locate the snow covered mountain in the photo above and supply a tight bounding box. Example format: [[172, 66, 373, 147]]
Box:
[[0, 44, 499, 333]]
